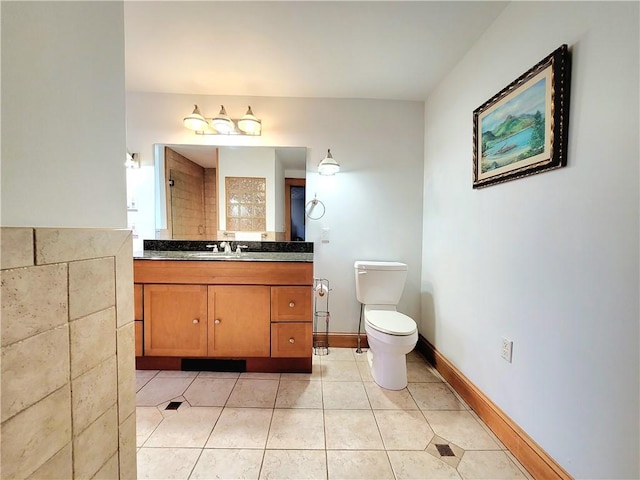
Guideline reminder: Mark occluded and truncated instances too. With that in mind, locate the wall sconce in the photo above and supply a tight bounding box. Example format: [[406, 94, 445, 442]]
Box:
[[183, 104, 262, 135], [318, 149, 340, 175], [125, 152, 140, 169]]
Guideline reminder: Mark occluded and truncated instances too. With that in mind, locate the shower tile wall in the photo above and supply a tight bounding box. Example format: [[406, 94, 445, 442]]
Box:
[[204, 169, 218, 237], [165, 148, 206, 240], [0, 227, 136, 479]]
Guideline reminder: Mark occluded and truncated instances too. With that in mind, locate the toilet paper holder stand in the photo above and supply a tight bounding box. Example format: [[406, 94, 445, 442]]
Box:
[[313, 278, 331, 355]]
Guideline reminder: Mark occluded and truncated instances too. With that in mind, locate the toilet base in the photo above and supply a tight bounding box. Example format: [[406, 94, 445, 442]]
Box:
[[367, 348, 409, 390], [363, 311, 418, 391]]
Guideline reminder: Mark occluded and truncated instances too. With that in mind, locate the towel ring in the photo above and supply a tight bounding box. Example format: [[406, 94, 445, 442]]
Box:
[[305, 197, 326, 220]]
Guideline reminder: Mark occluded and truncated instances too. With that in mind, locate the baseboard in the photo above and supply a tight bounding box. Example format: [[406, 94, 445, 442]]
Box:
[[416, 335, 572, 480], [322, 333, 368, 349]]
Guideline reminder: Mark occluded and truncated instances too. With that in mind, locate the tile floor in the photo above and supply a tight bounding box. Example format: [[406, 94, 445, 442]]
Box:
[[136, 348, 533, 479]]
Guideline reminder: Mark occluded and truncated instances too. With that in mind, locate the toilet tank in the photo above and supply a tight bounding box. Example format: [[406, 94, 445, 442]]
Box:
[[354, 261, 408, 305]]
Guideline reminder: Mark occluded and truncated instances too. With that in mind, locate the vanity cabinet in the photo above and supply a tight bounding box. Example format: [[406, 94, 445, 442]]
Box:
[[133, 259, 313, 370]]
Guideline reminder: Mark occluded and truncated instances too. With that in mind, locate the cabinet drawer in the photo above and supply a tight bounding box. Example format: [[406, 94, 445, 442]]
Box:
[[271, 287, 312, 321], [271, 323, 312, 358]]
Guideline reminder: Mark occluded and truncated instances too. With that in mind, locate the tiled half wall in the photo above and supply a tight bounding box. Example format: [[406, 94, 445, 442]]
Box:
[[1, 227, 136, 479]]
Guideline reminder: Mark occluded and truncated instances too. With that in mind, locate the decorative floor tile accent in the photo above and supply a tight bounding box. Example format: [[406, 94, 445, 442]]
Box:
[[164, 401, 182, 410], [435, 443, 455, 456], [426, 435, 465, 468], [158, 396, 189, 417]]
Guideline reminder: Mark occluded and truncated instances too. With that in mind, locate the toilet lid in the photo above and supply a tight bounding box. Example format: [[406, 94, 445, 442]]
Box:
[[366, 310, 417, 336]]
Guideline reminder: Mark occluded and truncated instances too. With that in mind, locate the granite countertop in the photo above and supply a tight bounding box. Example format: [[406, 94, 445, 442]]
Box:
[[134, 250, 313, 263]]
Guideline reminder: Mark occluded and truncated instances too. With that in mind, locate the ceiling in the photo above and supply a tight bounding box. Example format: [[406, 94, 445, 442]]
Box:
[[124, 1, 508, 102]]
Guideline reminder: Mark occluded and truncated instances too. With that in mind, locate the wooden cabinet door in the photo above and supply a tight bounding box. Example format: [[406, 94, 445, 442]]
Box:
[[134, 284, 143, 320], [144, 284, 208, 357], [135, 321, 144, 357], [208, 286, 271, 357]]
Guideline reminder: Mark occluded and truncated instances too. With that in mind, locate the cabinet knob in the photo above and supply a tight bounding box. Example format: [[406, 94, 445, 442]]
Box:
[[214, 319, 221, 325], [192, 319, 199, 324], [289, 301, 295, 308], [289, 337, 295, 344]]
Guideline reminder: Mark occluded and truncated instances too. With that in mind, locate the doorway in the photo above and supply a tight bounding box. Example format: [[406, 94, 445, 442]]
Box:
[[285, 178, 305, 241]]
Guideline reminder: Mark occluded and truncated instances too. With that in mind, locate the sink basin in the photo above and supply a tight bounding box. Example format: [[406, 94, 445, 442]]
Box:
[[186, 252, 239, 259]]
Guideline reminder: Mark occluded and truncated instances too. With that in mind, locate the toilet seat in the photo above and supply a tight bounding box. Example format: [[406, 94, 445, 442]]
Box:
[[365, 310, 417, 336]]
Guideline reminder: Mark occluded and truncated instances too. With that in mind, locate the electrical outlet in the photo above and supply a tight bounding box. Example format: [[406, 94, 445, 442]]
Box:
[[501, 337, 513, 363]]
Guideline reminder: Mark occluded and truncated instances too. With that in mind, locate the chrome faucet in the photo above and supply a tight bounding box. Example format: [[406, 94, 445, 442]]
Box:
[[206, 244, 218, 253], [219, 241, 232, 253], [235, 244, 248, 254]]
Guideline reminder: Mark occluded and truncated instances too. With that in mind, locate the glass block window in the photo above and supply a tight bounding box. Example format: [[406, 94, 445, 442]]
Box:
[[225, 177, 266, 231]]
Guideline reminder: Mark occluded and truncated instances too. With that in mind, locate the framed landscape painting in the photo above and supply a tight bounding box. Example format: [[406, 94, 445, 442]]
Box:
[[473, 44, 571, 189]]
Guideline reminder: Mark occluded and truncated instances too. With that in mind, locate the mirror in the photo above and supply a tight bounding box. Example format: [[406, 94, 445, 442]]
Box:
[[155, 145, 307, 241]]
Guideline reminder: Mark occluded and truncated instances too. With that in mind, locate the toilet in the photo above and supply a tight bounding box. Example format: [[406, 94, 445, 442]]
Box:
[[354, 261, 418, 390]]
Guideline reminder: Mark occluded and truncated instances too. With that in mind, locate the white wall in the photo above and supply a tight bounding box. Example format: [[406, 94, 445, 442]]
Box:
[[274, 155, 285, 233], [422, 2, 639, 478], [1, 2, 127, 228], [126, 93, 425, 333]]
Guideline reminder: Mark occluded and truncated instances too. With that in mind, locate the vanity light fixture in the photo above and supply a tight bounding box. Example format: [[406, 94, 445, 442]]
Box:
[[183, 105, 208, 131], [210, 105, 234, 134], [237, 106, 262, 135], [318, 149, 340, 175], [182, 104, 262, 135]]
